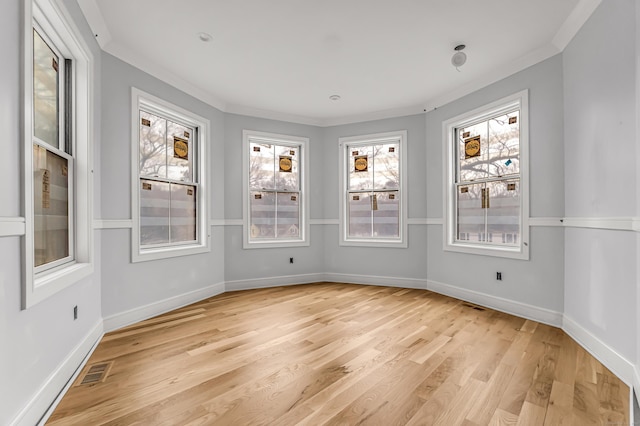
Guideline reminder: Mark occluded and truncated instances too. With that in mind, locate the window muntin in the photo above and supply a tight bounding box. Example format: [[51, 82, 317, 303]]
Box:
[[32, 24, 74, 273], [248, 140, 302, 241], [339, 131, 407, 247], [138, 110, 198, 247], [445, 90, 528, 259]]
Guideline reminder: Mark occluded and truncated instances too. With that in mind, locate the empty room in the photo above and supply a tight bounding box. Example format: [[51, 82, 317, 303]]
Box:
[[1, 0, 639, 424]]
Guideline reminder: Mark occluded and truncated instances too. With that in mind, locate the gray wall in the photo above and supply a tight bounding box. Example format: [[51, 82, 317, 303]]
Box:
[[100, 53, 226, 318], [0, 0, 103, 424], [223, 114, 326, 283], [425, 55, 565, 312], [563, 0, 638, 365], [322, 114, 429, 281]]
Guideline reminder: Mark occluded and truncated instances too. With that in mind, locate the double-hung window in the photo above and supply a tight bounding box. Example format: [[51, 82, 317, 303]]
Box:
[[243, 130, 309, 248], [444, 90, 529, 259], [339, 131, 407, 247], [131, 89, 210, 262], [24, 0, 94, 308]]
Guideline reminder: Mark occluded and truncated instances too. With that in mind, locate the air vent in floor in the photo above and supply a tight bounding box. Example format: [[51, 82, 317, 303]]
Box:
[[77, 361, 113, 386]]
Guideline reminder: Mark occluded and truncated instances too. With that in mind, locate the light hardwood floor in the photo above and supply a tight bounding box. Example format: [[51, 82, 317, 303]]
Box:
[[48, 283, 630, 425]]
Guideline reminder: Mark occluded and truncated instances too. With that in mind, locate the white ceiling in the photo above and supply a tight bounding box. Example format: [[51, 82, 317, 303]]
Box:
[[78, 0, 600, 126]]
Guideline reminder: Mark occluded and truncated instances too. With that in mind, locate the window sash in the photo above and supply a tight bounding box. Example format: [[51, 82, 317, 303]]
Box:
[[344, 140, 401, 241], [137, 104, 201, 250]]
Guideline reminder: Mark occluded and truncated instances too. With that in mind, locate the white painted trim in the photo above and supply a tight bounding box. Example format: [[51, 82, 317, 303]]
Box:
[[103, 282, 225, 332], [408, 218, 444, 226], [93, 219, 133, 229], [562, 315, 635, 387], [324, 273, 427, 290], [225, 273, 326, 292], [10, 321, 103, 426], [0, 217, 26, 237], [552, 0, 602, 51], [529, 217, 564, 227], [242, 130, 310, 249], [634, 366, 640, 404], [226, 104, 324, 127], [310, 218, 339, 226], [75, 0, 111, 47], [427, 279, 563, 327], [212, 219, 243, 226], [563, 217, 637, 231]]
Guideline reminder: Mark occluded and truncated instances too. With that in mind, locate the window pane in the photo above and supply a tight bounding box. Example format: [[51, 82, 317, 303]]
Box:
[[275, 145, 299, 191], [373, 191, 399, 238], [140, 179, 170, 245], [373, 143, 400, 190], [348, 192, 372, 238], [276, 192, 299, 238], [457, 183, 485, 243], [249, 143, 275, 190], [140, 111, 167, 178], [487, 179, 520, 245], [250, 191, 275, 239], [458, 121, 488, 182], [167, 120, 193, 182], [33, 29, 59, 148], [33, 144, 69, 267], [349, 146, 373, 190], [170, 184, 196, 243], [488, 111, 519, 177]]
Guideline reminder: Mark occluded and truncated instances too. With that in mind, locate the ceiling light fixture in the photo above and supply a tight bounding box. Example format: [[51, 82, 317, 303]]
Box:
[[198, 32, 213, 42], [451, 44, 467, 71], [329, 95, 341, 101]]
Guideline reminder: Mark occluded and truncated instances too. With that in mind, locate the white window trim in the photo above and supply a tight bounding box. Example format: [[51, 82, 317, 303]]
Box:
[[131, 88, 211, 262], [338, 130, 408, 248], [242, 130, 310, 249], [22, 0, 94, 309], [443, 90, 530, 260]]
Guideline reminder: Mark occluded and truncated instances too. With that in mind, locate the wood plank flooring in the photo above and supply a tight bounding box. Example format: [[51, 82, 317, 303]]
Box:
[[47, 283, 630, 425]]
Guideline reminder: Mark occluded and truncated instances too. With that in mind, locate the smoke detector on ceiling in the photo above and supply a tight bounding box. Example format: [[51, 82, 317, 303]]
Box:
[[451, 44, 467, 70]]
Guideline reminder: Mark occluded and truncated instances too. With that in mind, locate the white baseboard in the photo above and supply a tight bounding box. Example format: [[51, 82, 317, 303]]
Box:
[[562, 315, 635, 388], [103, 282, 225, 332], [10, 321, 103, 426], [426, 279, 563, 327], [324, 273, 427, 289], [225, 273, 326, 292]]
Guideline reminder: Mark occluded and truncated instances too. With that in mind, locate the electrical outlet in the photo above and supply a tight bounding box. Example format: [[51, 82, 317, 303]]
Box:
[[73, 305, 78, 320], [290, 257, 294, 264], [496, 272, 502, 281]]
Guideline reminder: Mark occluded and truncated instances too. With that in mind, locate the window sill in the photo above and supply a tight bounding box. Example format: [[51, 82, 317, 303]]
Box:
[[243, 239, 310, 250], [340, 238, 407, 248], [444, 242, 529, 260], [133, 242, 210, 263], [25, 262, 93, 308]]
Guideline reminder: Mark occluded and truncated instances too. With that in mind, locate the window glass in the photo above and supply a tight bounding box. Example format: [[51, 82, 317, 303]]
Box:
[[167, 121, 193, 181], [249, 142, 275, 190], [373, 143, 400, 190], [348, 192, 372, 238], [139, 111, 167, 178], [250, 191, 276, 239], [33, 144, 69, 266], [33, 29, 59, 148], [170, 184, 196, 242], [140, 179, 170, 245], [373, 191, 399, 237]]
